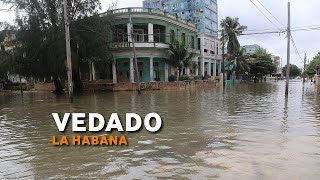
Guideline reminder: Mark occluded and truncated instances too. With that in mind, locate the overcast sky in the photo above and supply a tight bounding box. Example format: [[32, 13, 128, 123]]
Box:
[[1, 0, 319, 68]]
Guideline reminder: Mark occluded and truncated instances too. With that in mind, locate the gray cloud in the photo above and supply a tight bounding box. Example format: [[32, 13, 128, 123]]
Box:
[[1, 0, 318, 68]]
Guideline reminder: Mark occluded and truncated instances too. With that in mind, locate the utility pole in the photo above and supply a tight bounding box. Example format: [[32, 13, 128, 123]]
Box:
[[221, 29, 225, 87], [129, 13, 141, 94], [280, 58, 283, 79], [303, 53, 307, 83], [63, 0, 73, 102], [285, 2, 291, 95]]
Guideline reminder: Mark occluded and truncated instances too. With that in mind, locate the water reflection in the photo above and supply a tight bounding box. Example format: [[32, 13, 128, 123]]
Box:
[[0, 81, 320, 179]]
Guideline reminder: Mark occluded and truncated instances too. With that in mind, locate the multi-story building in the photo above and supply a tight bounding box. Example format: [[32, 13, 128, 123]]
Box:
[[143, 0, 218, 35], [143, 0, 222, 79], [241, 44, 266, 55], [271, 55, 282, 78], [104, 7, 203, 83]]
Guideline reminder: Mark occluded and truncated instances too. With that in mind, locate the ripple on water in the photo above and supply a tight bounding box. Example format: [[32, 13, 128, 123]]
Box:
[[0, 82, 320, 179]]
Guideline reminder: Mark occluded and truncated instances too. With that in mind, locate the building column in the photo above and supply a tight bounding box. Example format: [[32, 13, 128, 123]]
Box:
[[130, 58, 134, 83], [150, 57, 154, 82], [127, 23, 132, 43], [148, 23, 154, 42], [200, 34, 205, 77], [201, 58, 205, 76], [196, 62, 199, 76], [186, 67, 190, 76], [218, 61, 222, 74], [213, 60, 217, 78], [92, 62, 96, 81], [165, 63, 169, 82], [208, 62, 212, 77], [112, 59, 117, 83]]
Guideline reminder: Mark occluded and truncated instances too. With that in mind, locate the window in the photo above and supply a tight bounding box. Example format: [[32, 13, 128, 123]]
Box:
[[181, 33, 186, 45], [204, 49, 208, 53], [198, 38, 201, 50], [138, 62, 143, 77], [172, 3, 178, 10], [170, 30, 175, 42], [133, 29, 145, 42], [0, 45, 5, 51], [191, 36, 195, 49], [210, 50, 215, 55], [216, 43, 219, 55], [154, 29, 161, 43], [116, 29, 126, 43]]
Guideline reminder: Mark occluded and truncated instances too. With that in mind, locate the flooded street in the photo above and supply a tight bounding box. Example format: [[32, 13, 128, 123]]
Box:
[[1, 81, 320, 179]]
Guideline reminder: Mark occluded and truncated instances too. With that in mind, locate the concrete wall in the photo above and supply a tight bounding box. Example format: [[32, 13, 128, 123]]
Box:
[[34, 81, 66, 92], [34, 83, 56, 92], [83, 79, 221, 91], [34, 78, 221, 92]]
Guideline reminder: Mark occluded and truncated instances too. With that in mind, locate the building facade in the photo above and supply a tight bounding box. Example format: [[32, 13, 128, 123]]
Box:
[[143, 0, 218, 35], [105, 7, 204, 83], [143, 0, 222, 79], [271, 55, 282, 78], [241, 44, 266, 55]]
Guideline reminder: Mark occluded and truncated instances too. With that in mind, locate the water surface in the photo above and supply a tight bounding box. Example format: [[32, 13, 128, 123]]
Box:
[[0, 81, 320, 179]]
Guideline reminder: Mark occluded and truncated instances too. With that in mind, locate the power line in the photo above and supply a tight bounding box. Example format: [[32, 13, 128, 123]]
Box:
[[254, 0, 286, 28], [290, 34, 304, 63], [240, 30, 285, 36], [291, 27, 320, 32], [0, 8, 26, 13], [243, 27, 285, 32], [249, 0, 282, 31]]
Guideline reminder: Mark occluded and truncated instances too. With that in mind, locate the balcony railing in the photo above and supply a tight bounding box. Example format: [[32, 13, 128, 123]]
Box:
[[102, 8, 196, 28], [112, 32, 200, 54]]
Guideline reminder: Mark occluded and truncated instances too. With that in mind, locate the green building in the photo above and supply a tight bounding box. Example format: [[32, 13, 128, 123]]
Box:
[[105, 7, 200, 83]]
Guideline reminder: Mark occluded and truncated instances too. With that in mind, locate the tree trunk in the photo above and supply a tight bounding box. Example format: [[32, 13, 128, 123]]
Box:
[[73, 68, 83, 93], [254, 74, 258, 83], [19, 74, 23, 94], [52, 77, 64, 93]]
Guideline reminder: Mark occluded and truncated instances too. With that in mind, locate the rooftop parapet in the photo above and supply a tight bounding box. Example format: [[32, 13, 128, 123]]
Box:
[[101, 7, 196, 29]]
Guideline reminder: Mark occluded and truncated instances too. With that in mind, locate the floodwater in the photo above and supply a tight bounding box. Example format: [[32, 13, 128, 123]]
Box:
[[0, 81, 320, 179]]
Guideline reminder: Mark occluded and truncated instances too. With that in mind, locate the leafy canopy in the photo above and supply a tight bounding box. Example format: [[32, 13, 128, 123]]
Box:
[[167, 40, 197, 78], [220, 17, 247, 58], [250, 52, 277, 77], [282, 64, 301, 78], [0, 0, 114, 82], [305, 52, 320, 77]]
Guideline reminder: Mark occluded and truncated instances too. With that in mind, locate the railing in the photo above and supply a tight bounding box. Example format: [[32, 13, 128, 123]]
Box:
[[105, 8, 196, 28], [111, 42, 170, 49]]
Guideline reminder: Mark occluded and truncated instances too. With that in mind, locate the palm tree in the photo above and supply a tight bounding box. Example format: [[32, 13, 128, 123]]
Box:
[[167, 40, 196, 80], [220, 17, 247, 58], [225, 49, 250, 79]]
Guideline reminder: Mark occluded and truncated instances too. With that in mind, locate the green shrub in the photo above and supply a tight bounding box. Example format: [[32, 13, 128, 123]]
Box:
[[179, 75, 192, 81], [168, 75, 177, 82], [194, 75, 203, 80]]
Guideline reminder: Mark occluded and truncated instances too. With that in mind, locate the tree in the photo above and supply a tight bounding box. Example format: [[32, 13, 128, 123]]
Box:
[[282, 64, 301, 78], [0, 0, 114, 92], [225, 48, 250, 79], [305, 52, 320, 77], [220, 17, 247, 58], [250, 52, 277, 83], [167, 40, 197, 80]]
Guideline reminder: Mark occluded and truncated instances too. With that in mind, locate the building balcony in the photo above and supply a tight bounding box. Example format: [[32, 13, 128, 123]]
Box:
[[111, 41, 169, 49], [102, 7, 196, 29]]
